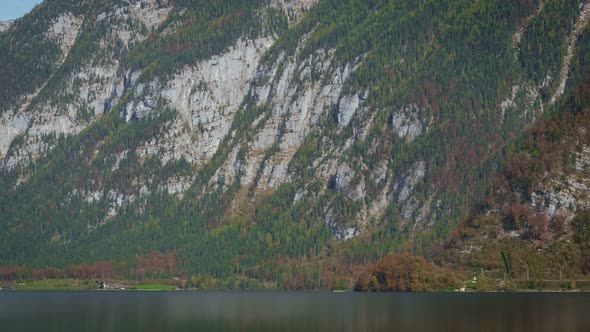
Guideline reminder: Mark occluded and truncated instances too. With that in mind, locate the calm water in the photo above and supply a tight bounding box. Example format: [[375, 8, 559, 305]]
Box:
[[0, 291, 589, 331]]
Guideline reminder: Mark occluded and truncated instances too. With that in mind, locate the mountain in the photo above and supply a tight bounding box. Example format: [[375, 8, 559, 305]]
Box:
[[1, 0, 589, 288]]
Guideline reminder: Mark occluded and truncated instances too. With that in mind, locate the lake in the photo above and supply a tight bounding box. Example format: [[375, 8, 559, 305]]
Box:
[[0, 291, 588, 331]]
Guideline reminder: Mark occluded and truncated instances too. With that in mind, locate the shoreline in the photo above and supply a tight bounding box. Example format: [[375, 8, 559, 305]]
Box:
[[2, 287, 588, 293]]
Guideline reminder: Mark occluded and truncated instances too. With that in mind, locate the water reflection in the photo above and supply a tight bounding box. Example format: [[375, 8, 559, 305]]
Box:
[[0, 291, 588, 331]]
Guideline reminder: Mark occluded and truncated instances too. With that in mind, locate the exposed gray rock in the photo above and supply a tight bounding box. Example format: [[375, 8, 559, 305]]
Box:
[[157, 37, 274, 164], [249, 49, 364, 190], [334, 163, 355, 191], [337, 93, 361, 127], [528, 144, 590, 225], [75, 64, 120, 114], [575, 145, 590, 171], [391, 105, 425, 141], [392, 161, 427, 223], [368, 181, 393, 220], [551, 2, 590, 104], [44, 13, 84, 55], [1, 1, 174, 172], [131, 0, 172, 31], [166, 176, 192, 197], [499, 84, 542, 124], [397, 161, 426, 203], [0, 12, 85, 163], [0, 114, 30, 162], [372, 160, 388, 183], [0, 20, 14, 33], [512, 1, 544, 48], [324, 206, 357, 241], [271, 0, 318, 22]]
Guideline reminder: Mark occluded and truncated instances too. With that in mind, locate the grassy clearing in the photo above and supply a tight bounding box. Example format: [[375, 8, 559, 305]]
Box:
[[15, 279, 92, 290], [134, 284, 177, 290]]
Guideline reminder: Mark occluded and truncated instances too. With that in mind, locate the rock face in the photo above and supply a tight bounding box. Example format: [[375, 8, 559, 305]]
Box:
[[45, 13, 84, 55], [0, 114, 29, 163], [271, 0, 318, 22], [237, 48, 363, 191], [391, 105, 426, 142], [152, 37, 275, 165], [0, 20, 14, 33], [114, 37, 276, 171], [530, 144, 590, 223], [130, 0, 172, 31]]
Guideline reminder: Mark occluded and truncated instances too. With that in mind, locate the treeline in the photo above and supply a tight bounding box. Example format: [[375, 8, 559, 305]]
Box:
[[0, 262, 116, 281], [0, 251, 179, 281]]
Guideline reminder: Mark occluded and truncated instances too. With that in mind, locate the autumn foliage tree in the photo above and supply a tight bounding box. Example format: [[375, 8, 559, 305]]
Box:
[[31, 267, 62, 280], [355, 253, 459, 292], [65, 261, 113, 279], [134, 251, 179, 279], [0, 266, 25, 281]]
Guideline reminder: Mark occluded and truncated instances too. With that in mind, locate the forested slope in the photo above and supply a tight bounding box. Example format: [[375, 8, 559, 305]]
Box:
[[1, 0, 589, 288], [440, 66, 590, 287]]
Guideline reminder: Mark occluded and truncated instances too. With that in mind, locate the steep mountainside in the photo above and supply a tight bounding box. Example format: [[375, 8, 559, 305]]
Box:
[[441, 76, 590, 285], [1, 0, 589, 287]]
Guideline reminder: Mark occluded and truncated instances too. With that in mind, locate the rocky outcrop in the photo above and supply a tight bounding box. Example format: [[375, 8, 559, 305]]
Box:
[[0, 20, 14, 33], [550, 2, 590, 104], [132, 37, 275, 167], [131, 0, 172, 31], [512, 1, 544, 48], [45, 13, 84, 55], [499, 84, 542, 124], [95, 0, 172, 47], [0, 114, 29, 162], [271, 0, 318, 22], [245, 49, 364, 191], [338, 92, 367, 128], [391, 105, 427, 141], [530, 144, 590, 222]]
